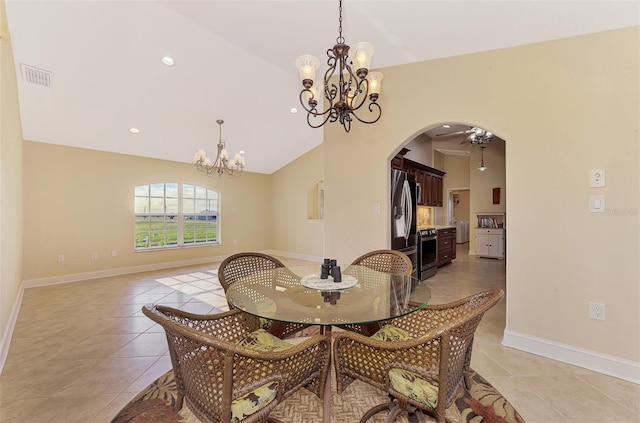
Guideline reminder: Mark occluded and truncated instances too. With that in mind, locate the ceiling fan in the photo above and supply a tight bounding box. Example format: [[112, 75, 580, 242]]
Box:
[[435, 126, 494, 145]]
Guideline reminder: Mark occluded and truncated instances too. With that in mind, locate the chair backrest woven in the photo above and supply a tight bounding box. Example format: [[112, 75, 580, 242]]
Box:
[[218, 252, 285, 291], [351, 249, 412, 276], [440, 289, 503, 406], [142, 305, 260, 423]]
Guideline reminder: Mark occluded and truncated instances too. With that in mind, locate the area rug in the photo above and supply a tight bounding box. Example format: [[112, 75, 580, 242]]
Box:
[[111, 369, 525, 423]]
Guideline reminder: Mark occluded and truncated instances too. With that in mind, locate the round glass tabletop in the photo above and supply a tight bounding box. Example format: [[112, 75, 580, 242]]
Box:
[[225, 264, 431, 326]]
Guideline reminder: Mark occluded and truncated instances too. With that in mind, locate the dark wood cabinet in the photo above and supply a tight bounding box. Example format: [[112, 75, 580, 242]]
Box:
[[406, 160, 445, 206], [437, 227, 456, 267], [391, 155, 404, 170], [391, 151, 445, 206]]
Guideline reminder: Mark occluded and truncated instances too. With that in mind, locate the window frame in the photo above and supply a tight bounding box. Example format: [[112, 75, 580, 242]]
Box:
[[134, 182, 220, 251]]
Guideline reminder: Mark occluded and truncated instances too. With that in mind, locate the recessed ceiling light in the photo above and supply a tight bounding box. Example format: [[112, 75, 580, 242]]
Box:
[[129, 127, 140, 134], [442, 124, 451, 128], [290, 108, 298, 114], [161, 56, 175, 66]]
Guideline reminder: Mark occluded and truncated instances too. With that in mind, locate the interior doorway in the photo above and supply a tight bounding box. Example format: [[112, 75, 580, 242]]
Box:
[[448, 188, 471, 246]]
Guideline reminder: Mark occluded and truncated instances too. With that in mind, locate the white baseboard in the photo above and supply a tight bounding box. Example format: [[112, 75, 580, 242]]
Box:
[[262, 250, 323, 263], [21, 255, 229, 289], [0, 287, 23, 374], [503, 329, 640, 384]]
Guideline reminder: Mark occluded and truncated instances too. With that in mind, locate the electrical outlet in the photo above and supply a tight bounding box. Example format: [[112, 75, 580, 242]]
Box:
[[58, 255, 64, 262], [589, 302, 606, 320], [90, 252, 98, 260]]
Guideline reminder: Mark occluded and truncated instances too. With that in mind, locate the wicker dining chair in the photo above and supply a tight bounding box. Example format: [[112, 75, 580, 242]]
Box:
[[142, 304, 331, 423], [333, 289, 504, 423], [351, 249, 413, 276], [336, 249, 413, 335], [218, 252, 311, 338]]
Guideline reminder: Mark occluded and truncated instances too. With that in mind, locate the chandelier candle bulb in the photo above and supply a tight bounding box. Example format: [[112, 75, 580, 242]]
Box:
[[351, 41, 374, 73], [367, 71, 384, 98], [295, 55, 320, 87]]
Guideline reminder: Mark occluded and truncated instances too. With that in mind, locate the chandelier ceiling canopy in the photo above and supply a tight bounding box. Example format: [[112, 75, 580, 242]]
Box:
[[295, 0, 383, 133], [193, 119, 245, 177]]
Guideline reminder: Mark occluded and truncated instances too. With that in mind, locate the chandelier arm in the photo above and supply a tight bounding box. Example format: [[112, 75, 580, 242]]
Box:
[[298, 89, 333, 117], [349, 102, 382, 125], [346, 77, 369, 112], [307, 110, 335, 129]]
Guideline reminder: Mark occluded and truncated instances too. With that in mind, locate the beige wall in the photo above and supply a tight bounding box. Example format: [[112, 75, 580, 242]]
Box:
[[0, 0, 24, 363], [269, 144, 324, 259], [22, 141, 272, 281], [323, 28, 639, 370]]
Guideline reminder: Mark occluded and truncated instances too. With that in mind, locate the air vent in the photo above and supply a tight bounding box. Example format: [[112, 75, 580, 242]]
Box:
[[20, 64, 52, 87]]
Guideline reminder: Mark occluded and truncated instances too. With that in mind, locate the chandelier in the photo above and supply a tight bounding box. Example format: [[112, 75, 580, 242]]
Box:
[[478, 146, 488, 172], [295, 0, 383, 132], [193, 119, 245, 177]]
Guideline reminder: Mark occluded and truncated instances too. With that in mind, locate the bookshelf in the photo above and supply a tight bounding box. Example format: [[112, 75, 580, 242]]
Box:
[[475, 213, 505, 259]]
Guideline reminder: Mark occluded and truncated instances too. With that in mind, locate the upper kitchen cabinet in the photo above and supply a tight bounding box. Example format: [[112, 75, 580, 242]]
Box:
[[391, 148, 410, 170], [392, 152, 445, 206]]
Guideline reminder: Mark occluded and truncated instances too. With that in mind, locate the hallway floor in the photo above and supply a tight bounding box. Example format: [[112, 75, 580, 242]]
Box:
[[0, 249, 638, 422]]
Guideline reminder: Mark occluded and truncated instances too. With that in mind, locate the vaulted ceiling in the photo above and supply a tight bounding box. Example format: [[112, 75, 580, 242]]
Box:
[[5, 1, 638, 174]]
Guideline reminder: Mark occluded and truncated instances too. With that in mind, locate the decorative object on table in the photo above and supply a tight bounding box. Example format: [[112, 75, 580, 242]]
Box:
[[218, 252, 311, 338], [140, 305, 331, 423], [320, 258, 341, 282], [333, 289, 505, 423], [300, 273, 357, 291], [294, 0, 383, 133], [320, 258, 331, 279], [193, 119, 245, 177], [111, 368, 525, 423]]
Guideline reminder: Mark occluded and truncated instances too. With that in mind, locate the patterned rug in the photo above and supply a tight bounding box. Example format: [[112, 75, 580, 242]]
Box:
[[111, 369, 525, 423]]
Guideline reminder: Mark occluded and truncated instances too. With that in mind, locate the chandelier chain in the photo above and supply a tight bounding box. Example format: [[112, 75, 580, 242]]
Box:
[[337, 0, 344, 44]]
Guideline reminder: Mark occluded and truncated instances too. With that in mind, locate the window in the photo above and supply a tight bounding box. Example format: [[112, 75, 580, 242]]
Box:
[[135, 183, 219, 250]]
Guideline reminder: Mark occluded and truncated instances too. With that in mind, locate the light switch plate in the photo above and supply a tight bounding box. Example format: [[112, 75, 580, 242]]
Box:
[[589, 195, 605, 212], [589, 169, 605, 187]]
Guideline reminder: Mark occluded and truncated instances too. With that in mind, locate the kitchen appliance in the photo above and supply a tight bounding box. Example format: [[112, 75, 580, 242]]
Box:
[[419, 228, 438, 280], [391, 169, 418, 278]]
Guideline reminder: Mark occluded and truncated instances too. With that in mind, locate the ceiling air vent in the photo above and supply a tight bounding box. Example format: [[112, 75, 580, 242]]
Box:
[[20, 64, 52, 87]]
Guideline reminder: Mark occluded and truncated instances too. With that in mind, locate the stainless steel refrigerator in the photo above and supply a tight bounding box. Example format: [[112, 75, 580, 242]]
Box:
[[391, 169, 419, 277]]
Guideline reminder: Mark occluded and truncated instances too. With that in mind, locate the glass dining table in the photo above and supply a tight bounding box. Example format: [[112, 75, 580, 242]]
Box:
[[225, 263, 431, 423]]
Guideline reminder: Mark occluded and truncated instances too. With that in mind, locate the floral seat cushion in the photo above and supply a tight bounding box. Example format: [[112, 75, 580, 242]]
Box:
[[370, 325, 439, 408], [225, 329, 295, 421], [370, 324, 413, 342], [230, 381, 278, 423], [237, 328, 293, 352], [389, 368, 439, 408]]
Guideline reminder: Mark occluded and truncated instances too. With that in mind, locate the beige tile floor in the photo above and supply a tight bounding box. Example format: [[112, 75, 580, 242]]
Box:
[[0, 249, 638, 423]]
